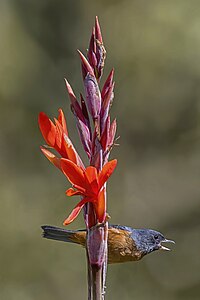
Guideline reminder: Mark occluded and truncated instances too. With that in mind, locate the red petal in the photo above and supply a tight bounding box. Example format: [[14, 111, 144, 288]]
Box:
[[84, 166, 99, 195], [38, 112, 56, 146], [58, 109, 68, 135], [66, 188, 84, 197], [61, 159, 86, 188], [54, 118, 63, 149], [40, 147, 61, 169], [95, 188, 106, 223], [99, 159, 117, 188], [54, 118, 73, 161], [73, 184, 86, 193], [63, 197, 90, 225], [63, 134, 84, 167]]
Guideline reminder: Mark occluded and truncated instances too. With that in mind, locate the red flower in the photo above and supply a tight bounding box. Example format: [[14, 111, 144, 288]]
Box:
[[38, 109, 84, 169], [60, 159, 117, 225]]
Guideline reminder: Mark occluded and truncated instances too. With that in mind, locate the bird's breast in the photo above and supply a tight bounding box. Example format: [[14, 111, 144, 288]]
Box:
[[107, 228, 143, 264], [71, 227, 143, 264]]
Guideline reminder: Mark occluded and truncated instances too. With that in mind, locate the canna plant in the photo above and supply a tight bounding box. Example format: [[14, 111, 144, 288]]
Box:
[[39, 17, 117, 299]]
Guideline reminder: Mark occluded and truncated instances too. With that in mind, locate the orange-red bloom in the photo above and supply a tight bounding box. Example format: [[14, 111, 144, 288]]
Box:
[[38, 109, 84, 169], [60, 159, 117, 225]]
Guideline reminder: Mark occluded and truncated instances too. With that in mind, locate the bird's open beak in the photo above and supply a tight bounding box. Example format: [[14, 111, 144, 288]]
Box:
[[160, 239, 175, 251]]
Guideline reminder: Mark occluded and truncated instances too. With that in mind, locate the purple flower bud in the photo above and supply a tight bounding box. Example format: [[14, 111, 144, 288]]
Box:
[[95, 41, 106, 80], [100, 116, 110, 151], [76, 118, 91, 158], [89, 27, 96, 53], [95, 16, 103, 44], [94, 17, 106, 79], [80, 94, 90, 127], [65, 79, 85, 123], [87, 18, 106, 80], [100, 82, 114, 132], [103, 118, 117, 163], [84, 73, 101, 120], [101, 69, 114, 100], [78, 50, 95, 79], [108, 118, 117, 147], [91, 51, 98, 70], [88, 27, 97, 69]]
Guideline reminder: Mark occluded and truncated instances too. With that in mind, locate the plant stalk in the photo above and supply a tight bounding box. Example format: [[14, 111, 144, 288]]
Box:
[[91, 265, 102, 300], [87, 249, 93, 300]]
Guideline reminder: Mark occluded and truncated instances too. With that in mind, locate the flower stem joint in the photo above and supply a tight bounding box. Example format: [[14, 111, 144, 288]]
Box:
[[87, 223, 107, 268]]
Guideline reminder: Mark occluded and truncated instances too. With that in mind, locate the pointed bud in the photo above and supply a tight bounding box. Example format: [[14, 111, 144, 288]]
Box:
[[65, 79, 85, 123], [90, 51, 98, 70], [101, 69, 114, 100], [100, 116, 110, 151], [103, 119, 117, 163], [95, 16, 103, 44], [108, 118, 117, 147], [76, 119, 91, 158], [88, 27, 97, 68], [78, 50, 95, 78], [89, 27, 96, 53], [100, 82, 115, 131]]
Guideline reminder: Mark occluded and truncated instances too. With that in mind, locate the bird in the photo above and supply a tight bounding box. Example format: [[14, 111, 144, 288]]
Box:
[[41, 224, 175, 264]]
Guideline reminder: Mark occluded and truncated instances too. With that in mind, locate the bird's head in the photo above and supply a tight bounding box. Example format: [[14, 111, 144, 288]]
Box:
[[132, 229, 175, 256]]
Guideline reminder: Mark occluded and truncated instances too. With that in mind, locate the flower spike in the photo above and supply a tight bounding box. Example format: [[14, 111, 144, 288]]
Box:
[[39, 17, 117, 230], [39, 19, 118, 293]]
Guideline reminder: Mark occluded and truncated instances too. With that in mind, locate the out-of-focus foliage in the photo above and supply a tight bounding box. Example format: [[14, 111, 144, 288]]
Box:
[[0, 0, 200, 299]]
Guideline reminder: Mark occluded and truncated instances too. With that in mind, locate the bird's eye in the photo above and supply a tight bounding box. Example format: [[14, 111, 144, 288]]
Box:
[[154, 235, 159, 240]]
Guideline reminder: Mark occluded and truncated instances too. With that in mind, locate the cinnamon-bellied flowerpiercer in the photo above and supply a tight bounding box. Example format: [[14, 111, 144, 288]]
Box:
[[41, 224, 175, 263]]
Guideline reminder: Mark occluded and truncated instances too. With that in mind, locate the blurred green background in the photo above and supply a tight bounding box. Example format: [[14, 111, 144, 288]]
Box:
[[1, 0, 200, 299]]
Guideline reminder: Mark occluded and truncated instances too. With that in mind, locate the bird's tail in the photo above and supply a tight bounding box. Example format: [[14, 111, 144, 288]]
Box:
[[41, 225, 86, 246]]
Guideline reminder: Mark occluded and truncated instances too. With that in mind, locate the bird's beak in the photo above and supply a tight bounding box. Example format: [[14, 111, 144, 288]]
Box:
[[160, 239, 175, 251]]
